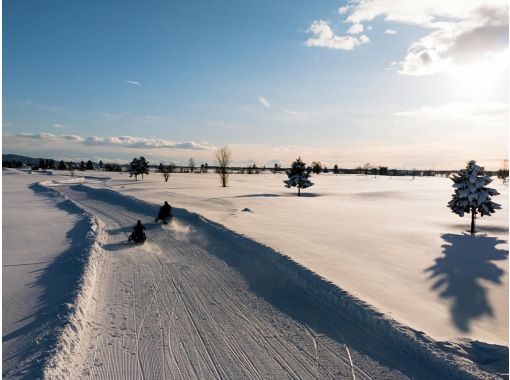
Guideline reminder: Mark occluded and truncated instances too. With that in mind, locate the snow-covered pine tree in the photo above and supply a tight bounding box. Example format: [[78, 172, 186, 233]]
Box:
[[284, 157, 314, 196], [448, 160, 501, 235]]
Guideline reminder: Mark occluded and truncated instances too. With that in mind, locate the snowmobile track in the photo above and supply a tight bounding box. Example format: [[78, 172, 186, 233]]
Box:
[[46, 183, 456, 379]]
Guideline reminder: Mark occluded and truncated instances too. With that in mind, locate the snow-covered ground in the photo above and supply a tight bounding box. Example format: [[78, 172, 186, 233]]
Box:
[[2, 170, 94, 378], [105, 171, 508, 347], [2, 169, 508, 379]]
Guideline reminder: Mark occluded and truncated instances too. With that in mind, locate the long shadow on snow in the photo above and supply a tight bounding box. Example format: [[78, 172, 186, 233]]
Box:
[[425, 234, 508, 333], [424, 233, 509, 374], [67, 184, 157, 219], [2, 184, 92, 379], [179, 212, 452, 380]]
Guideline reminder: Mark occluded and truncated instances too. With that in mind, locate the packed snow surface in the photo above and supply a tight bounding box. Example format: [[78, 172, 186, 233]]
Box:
[[3, 169, 508, 379], [104, 172, 508, 347]]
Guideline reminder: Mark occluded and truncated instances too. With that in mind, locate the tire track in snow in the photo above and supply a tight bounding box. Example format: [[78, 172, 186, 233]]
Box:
[[52, 184, 415, 380]]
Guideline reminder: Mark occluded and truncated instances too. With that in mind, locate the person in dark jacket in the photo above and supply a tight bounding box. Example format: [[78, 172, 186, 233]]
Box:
[[156, 201, 173, 221], [130, 220, 146, 242]]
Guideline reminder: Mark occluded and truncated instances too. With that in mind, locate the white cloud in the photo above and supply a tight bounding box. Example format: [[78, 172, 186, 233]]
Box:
[[7, 132, 211, 150], [338, 5, 349, 15], [347, 23, 364, 34], [385, 29, 397, 35], [52, 123, 67, 128], [359, 35, 370, 44], [125, 80, 141, 86], [282, 109, 316, 116], [390, 102, 508, 125], [305, 20, 369, 50], [343, 0, 509, 75], [366, 25, 373, 31], [258, 95, 271, 108]]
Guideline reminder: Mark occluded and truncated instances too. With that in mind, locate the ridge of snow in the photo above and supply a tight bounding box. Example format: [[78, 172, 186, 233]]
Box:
[[181, 209, 499, 380], [72, 180, 499, 379], [36, 181, 107, 379]]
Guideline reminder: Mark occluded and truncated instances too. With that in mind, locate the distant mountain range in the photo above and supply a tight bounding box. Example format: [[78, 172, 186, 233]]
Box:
[[3, 154, 49, 165]]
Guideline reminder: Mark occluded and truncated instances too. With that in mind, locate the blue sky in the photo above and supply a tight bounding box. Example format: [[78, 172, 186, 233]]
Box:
[[3, 0, 508, 168]]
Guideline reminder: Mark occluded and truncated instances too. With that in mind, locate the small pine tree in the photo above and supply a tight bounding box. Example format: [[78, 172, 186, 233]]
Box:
[[333, 164, 340, 175], [129, 158, 140, 180], [99, 160, 104, 168], [86, 160, 94, 170], [58, 160, 66, 170], [80, 161, 86, 171], [129, 156, 149, 180], [284, 157, 314, 196], [448, 160, 501, 235]]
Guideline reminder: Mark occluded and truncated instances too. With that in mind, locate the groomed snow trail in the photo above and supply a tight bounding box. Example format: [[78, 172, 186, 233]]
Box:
[[53, 183, 444, 379]]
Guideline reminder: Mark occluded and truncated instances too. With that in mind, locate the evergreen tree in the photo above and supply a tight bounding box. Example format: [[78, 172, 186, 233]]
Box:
[[129, 156, 150, 180], [58, 160, 66, 170], [448, 160, 501, 235], [99, 160, 104, 168], [204, 163, 209, 173], [80, 161, 86, 171], [284, 157, 314, 196], [138, 156, 149, 179], [86, 160, 94, 170], [323, 166, 328, 174], [333, 164, 340, 175]]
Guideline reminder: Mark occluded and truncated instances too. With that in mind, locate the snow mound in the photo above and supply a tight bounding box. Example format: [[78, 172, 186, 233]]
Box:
[[36, 185, 107, 379]]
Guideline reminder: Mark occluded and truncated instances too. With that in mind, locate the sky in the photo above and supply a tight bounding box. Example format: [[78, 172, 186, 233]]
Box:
[[3, 0, 509, 169]]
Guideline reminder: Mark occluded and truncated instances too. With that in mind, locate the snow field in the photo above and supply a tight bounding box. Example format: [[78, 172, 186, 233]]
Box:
[[104, 172, 508, 347], [4, 169, 507, 379]]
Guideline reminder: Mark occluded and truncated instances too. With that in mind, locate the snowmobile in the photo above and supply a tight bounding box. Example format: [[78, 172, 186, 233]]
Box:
[[155, 202, 173, 224], [128, 230, 146, 244], [129, 220, 147, 243]]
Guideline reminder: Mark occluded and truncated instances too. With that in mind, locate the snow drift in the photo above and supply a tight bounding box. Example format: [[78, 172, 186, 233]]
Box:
[[31, 182, 108, 379]]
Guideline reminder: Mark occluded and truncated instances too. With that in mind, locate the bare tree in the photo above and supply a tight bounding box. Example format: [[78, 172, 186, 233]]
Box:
[[188, 157, 195, 173], [215, 146, 232, 187], [497, 159, 509, 184], [362, 163, 371, 176]]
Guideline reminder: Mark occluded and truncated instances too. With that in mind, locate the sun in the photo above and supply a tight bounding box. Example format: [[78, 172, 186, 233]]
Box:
[[448, 51, 508, 99]]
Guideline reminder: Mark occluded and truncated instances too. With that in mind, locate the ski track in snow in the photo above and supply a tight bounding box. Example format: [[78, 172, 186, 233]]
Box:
[[42, 183, 483, 379]]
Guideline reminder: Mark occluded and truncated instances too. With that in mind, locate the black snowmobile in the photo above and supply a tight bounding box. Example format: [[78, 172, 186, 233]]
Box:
[[129, 220, 147, 243], [155, 201, 173, 224]]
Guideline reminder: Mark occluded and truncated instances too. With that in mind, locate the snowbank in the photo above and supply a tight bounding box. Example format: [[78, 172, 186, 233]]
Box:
[[33, 182, 107, 379], [172, 207, 505, 379]]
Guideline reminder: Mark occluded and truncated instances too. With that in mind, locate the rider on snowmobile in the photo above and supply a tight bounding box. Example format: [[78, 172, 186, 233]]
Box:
[[130, 220, 146, 242], [156, 201, 173, 221]]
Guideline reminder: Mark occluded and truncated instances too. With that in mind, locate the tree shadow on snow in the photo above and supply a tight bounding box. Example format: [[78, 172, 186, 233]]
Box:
[[2, 184, 92, 379], [425, 233, 508, 333]]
